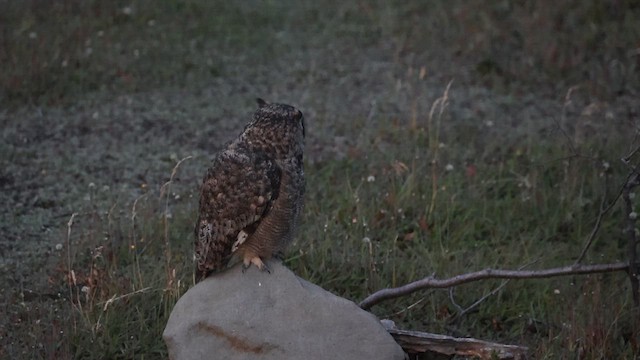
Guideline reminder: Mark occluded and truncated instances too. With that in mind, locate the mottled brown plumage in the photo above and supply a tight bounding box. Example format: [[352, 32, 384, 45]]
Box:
[[194, 99, 305, 281]]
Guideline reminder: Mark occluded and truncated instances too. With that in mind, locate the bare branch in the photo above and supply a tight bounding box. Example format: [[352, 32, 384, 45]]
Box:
[[448, 287, 464, 314], [622, 144, 640, 164], [360, 262, 630, 310]]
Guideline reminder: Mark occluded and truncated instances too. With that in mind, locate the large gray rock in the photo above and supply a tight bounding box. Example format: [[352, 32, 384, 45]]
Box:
[[163, 261, 406, 360]]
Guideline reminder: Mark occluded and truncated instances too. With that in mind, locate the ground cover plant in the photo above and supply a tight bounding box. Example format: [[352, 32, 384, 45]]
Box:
[[1, 1, 639, 358]]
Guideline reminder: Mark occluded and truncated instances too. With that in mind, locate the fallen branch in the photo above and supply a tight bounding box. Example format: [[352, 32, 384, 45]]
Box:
[[385, 327, 527, 360], [360, 262, 630, 310]]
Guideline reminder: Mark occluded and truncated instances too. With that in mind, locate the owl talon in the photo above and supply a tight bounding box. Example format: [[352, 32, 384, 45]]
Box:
[[253, 257, 271, 273], [262, 262, 271, 274], [241, 256, 271, 274]]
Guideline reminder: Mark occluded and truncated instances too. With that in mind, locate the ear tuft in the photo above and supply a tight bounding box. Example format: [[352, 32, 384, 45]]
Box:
[[256, 98, 268, 108]]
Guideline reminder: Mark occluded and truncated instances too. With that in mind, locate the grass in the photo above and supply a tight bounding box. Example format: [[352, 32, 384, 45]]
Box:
[[2, 0, 638, 107], [26, 91, 638, 359], [2, 0, 640, 359]]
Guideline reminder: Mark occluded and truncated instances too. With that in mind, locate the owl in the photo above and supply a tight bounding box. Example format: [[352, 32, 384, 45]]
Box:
[[194, 99, 305, 282]]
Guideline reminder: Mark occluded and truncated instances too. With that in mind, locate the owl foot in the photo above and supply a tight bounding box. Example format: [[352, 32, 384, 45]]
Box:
[[242, 256, 271, 274]]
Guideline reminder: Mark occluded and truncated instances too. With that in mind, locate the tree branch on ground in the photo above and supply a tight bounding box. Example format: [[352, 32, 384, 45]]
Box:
[[384, 327, 528, 360], [360, 262, 631, 310]]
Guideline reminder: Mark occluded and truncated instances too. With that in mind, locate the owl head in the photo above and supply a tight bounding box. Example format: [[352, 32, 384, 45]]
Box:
[[251, 98, 305, 139], [241, 99, 305, 159]]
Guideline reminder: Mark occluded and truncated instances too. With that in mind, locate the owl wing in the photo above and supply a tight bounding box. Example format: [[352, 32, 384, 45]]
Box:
[[194, 148, 281, 279]]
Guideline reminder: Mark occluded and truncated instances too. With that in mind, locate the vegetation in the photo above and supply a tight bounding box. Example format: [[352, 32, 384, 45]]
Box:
[[1, 1, 639, 359]]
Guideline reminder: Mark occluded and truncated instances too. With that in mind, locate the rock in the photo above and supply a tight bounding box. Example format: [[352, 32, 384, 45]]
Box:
[[163, 261, 407, 360]]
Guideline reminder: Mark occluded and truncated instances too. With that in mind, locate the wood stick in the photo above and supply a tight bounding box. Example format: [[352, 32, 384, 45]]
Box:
[[360, 262, 630, 310], [386, 327, 527, 360]]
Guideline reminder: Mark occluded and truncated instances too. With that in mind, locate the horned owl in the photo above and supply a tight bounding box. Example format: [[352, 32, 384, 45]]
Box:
[[194, 99, 305, 281]]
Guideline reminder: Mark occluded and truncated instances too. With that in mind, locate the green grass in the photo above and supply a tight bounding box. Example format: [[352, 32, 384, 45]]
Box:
[[2, 0, 640, 359], [0, 0, 304, 107], [33, 102, 637, 359]]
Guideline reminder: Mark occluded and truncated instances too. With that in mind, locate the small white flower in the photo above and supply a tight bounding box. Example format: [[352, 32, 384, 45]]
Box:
[[367, 175, 375, 183], [553, 289, 560, 295], [122, 6, 133, 15], [438, 142, 446, 148], [362, 237, 371, 243], [630, 212, 637, 220], [445, 164, 454, 171], [602, 161, 610, 170], [88, 182, 96, 188], [81, 286, 89, 293], [55, 243, 63, 251]]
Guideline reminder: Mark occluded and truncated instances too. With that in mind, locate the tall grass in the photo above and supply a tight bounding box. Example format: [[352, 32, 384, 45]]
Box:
[[60, 183, 192, 358]]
